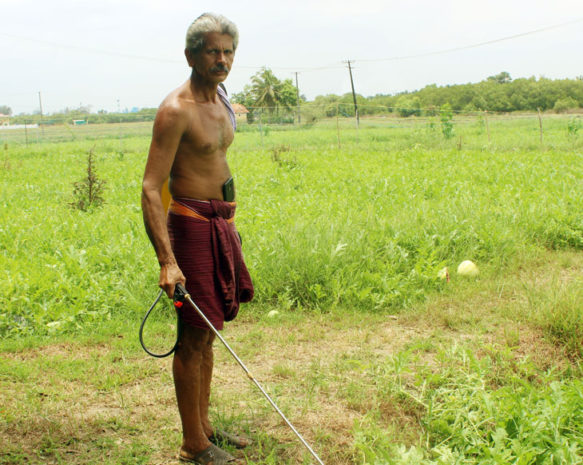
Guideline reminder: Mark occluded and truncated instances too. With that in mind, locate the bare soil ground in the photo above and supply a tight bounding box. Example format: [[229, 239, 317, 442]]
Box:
[[1, 251, 581, 464]]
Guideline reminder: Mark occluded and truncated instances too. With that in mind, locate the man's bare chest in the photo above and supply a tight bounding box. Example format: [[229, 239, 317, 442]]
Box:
[[183, 103, 234, 154]]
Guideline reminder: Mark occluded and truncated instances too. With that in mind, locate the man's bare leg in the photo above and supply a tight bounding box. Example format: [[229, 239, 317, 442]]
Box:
[[197, 330, 251, 449], [173, 325, 213, 455], [199, 330, 216, 439]]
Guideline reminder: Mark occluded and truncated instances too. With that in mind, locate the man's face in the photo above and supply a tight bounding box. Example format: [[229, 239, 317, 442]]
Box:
[[187, 32, 235, 84]]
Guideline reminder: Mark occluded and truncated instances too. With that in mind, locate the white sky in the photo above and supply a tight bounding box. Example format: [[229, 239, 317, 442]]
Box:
[[1, 0, 582, 114]]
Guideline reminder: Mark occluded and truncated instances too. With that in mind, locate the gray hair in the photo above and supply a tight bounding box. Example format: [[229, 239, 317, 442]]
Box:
[[185, 13, 239, 54]]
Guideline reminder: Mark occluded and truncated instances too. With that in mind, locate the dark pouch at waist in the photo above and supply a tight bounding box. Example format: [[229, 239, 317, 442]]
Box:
[[222, 177, 235, 202]]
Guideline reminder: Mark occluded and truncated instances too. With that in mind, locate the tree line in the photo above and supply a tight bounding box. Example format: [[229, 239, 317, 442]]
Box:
[[231, 70, 583, 123], [4, 108, 157, 126], [3, 71, 582, 126], [372, 72, 583, 116]]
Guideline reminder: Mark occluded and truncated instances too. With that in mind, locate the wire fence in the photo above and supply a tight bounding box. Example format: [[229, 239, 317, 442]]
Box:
[[1, 104, 582, 150]]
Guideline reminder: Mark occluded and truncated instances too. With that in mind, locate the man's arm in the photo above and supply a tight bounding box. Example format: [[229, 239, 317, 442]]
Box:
[[141, 103, 187, 298]]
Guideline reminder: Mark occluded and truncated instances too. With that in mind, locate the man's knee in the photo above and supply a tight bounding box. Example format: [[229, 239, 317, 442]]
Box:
[[177, 325, 212, 354]]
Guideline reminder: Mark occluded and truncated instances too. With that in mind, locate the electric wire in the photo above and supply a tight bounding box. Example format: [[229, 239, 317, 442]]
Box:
[[359, 17, 583, 63], [2, 16, 581, 71]]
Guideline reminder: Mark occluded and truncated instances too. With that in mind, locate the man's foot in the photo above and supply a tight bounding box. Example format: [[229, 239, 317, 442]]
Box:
[[209, 430, 252, 449], [179, 444, 241, 464]]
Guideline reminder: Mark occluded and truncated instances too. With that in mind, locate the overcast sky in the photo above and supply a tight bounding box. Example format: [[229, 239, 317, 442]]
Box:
[[1, 0, 582, 114]]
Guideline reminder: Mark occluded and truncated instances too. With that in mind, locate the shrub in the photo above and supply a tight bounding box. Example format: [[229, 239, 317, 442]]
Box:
[[396, 96, 422, 117], [567, 117, 581, 136], [440, 103, 454, 139], [70, 148, 106, 211], [554, 97, 579, 113]]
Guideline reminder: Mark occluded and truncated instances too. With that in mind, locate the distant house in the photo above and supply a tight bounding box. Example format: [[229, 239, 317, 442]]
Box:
[[72, 119, 87, 126], [0, 114, 9, 126], [231, 103, 249, 123]]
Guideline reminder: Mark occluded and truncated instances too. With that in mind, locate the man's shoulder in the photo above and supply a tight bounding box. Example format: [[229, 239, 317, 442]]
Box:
[[150, 91, 192, 139], [159, 89, 193, 117], [155, 87, 199, 129]]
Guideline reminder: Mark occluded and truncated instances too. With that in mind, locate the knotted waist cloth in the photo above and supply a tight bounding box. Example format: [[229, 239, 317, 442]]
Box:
[[167, 198, 254, 330]]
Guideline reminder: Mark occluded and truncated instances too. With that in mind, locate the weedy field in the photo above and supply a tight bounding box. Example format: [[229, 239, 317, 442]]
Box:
[[1, 115, 582, 464]]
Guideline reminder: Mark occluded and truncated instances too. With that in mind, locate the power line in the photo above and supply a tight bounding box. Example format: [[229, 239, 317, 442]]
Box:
[[0, 31, 341, 72], [243, 17, 583, 70], [4, 17, 580, 72], [359, 17, 583, 63], [0, 32, 182, 64]]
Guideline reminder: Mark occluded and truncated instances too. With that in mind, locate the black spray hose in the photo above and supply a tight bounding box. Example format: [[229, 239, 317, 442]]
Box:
[[139, 284, 325, 463], [139, 289, 182, 358]]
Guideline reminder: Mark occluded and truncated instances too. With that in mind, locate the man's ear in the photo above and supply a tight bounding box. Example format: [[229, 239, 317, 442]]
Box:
[[185, 49, 194, 67]]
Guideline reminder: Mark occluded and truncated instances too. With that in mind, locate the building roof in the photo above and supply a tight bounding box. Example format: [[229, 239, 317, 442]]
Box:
[[231, 103, 249, 114]]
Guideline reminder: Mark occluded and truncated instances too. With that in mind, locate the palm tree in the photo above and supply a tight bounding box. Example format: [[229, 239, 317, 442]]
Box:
[[250, 68, 297, 115], [251, 68, 283, 113]]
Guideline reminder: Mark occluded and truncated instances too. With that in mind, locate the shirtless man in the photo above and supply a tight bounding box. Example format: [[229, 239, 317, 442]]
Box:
[[141, 13, 253, 465]]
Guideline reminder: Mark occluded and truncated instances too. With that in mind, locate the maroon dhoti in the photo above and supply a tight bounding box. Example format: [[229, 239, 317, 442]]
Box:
[[167, 198, 254, 330]]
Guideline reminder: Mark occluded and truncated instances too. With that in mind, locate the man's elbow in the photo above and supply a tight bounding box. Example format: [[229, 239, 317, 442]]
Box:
[[141, 182, 160, 215], [142, 179, 160, 199]]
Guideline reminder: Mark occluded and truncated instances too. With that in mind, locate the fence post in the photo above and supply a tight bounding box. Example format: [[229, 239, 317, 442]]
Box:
[[258, 109, 264, 149], [336, 103, 341, 150], [484, 110, 491, 143], [537, 108, 543, 145], [117, 100, 123, 154]]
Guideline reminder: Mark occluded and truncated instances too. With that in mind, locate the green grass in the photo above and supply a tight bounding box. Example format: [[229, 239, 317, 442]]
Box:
[[1, 114, 583, 464], [2, 114, 582, 337]]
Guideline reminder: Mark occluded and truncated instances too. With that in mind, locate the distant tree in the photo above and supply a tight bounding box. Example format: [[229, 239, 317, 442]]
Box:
[[487, 71, 512, 84], [470, 95, 487, 110], [231, 88, 255, 109], [0, 105, 12, 115], [250, 68, 279, 110], [311, 94, 341, 117], [58, 104, 92, 115], [278, 79, 299, 110], [249, 68, 297, 113], [307, 75, 583, 116], [368, 94, 397, 113], [232, 68, 299, 123], [554, 97, 579, 113], [395, 95, 421, 117]]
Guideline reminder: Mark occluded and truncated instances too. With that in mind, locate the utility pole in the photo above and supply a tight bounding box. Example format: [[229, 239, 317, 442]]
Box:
[[345, 60, 359, 127], [38, 91, 45, 136], [294, 72, 301, 124]]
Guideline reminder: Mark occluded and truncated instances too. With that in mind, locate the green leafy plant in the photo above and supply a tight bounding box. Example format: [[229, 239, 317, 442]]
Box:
[[567, 117, 581, 136], [440, 103, 454, 139]]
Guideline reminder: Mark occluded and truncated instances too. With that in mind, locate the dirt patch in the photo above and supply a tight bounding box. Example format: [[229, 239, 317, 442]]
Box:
[[2, 251, 581, 464]]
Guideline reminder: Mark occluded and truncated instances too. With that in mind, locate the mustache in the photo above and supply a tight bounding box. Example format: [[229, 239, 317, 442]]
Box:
[[210, 64, 230, 73]]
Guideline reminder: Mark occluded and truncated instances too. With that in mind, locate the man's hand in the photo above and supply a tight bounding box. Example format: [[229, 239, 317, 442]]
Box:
[[159, 262, 186, 299]]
